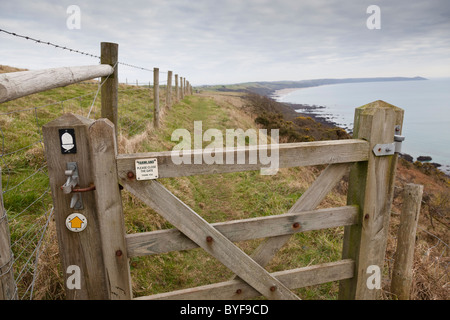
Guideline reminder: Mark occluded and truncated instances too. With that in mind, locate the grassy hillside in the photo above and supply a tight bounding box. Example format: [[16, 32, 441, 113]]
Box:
[[1, 68, 448, 299]]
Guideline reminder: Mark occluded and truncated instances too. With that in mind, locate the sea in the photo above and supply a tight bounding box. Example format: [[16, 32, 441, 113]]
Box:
[[275, 78, 450, 175]]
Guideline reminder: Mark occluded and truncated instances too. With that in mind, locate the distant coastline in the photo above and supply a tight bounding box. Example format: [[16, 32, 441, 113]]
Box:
[[199, 76, 428, 97], [267, 76, 428, 99]]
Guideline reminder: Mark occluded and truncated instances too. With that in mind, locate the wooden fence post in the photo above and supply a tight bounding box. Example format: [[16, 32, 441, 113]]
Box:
[[0, 169, 17, 300], [43, 113, 131, 299], [167, 71, 173, 109], [100, 42, 119, 136], [175, 74, 179, 102], [339, 100, 404, 300], [390, 183, 423, 300], [153, 68, 160, 128], [180, 77, 184, 100]]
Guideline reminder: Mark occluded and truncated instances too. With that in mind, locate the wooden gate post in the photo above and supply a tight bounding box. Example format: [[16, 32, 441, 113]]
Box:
[[88, 118, 132, 299], [339, 100, 404, 300], [43, 113, 131, 299]]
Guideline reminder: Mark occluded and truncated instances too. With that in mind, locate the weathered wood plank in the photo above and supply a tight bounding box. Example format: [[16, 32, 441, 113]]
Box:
[[116, 140, 368, 179], [166, 71, 173, 109], [153, 67, 160, 128], [89, 119, 132, 299], [126, 205, 358, 257], [121, 179, 300, 300], [0, 65, 113, 103], [175, 74, 179, 102], [391, 183, 423, 300], [134, 259, 355, 300], [42, 113, 109, 299]]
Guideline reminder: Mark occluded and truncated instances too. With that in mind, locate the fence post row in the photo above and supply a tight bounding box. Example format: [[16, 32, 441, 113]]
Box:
[[339, 100, 404, 299]]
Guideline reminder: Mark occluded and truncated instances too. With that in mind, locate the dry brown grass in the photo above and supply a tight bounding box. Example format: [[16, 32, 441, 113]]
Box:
[[32, 219, 65, 300], [379, 159, 449, 300], [0, 65, 28, 73]]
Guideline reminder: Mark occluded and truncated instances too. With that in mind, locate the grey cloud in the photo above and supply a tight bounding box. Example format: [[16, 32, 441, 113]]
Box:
[[1, 0, 449, 84]]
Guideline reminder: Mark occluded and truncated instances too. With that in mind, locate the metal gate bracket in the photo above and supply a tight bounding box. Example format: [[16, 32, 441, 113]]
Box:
[[373, 142, 395, 156], [373, 134, 405, 157]]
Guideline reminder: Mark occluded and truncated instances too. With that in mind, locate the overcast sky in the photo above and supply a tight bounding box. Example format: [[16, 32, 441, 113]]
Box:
[[1, 0, 449, 85]]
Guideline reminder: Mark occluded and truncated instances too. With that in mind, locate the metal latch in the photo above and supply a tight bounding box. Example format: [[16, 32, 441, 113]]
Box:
[[60, 162, 96, 210], [373, 133, 405, 157], [62, 162, 79, 194], [62, 162, 83, 210]]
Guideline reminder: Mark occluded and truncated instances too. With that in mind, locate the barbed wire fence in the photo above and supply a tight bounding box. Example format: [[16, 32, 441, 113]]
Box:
[[0, 29, 187, 299]]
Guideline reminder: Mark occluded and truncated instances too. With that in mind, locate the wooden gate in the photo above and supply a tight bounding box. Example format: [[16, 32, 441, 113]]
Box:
[[42, 100, 404, 300]]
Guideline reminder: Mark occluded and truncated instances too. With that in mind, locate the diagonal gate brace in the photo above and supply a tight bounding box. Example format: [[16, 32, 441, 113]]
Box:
[[122, 179, 300, 300], [241, 162, 352, 271]]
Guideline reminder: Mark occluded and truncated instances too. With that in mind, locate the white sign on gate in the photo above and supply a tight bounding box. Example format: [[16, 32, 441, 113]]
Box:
[[135, 158, 159, 180]]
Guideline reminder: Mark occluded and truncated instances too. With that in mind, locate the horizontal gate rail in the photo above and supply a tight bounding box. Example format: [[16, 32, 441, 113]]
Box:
[[135, 259, 355, 300], [126, 205, 358, 257], [116, 139, 369, 179]]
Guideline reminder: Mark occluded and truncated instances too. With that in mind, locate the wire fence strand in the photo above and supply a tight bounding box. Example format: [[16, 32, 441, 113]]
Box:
[[0, 28, 154, 72]]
